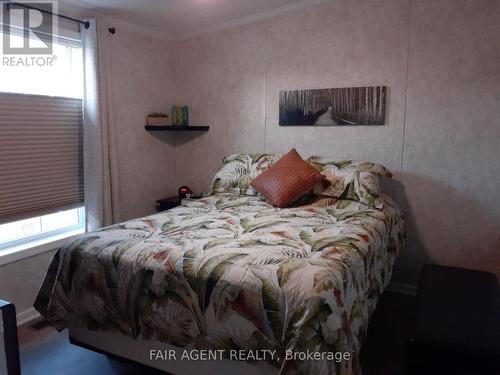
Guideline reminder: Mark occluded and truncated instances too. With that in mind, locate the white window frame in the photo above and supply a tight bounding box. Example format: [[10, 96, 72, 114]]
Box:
[[0, 207, 85, 249], [0, 208, 85, 266], [0, 228, 84, 266]]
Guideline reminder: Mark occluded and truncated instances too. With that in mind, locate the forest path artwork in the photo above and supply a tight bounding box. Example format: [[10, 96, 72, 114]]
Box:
[[279, 86, 386, 126]]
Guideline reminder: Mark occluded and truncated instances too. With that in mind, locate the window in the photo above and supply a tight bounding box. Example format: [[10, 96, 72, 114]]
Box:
[[0, 27, 85, 252], [0, 3, 83, 98], [0, 207, 84, 250], [0, 33, 83, 98]]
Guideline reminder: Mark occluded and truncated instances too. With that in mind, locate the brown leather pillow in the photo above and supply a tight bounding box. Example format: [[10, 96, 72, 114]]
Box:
[[250, 148, 324, 208]]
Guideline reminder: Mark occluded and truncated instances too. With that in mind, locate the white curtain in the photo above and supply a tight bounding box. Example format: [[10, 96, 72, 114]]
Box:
[[81, 19, 121, 231]]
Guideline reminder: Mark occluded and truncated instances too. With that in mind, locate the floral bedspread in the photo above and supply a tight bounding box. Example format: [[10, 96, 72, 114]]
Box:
[[35, 193, 404, 375]]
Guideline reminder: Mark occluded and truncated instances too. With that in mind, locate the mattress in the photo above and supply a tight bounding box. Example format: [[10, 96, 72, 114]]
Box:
[[34, 193, 404, 375]]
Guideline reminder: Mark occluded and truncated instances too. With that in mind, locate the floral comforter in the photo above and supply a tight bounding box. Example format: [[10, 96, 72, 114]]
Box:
[[35, 193, 404, 375]]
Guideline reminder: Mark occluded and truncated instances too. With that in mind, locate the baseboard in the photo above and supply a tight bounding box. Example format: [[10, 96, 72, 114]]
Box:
[[16, 307, 40, 326], [387, 282, 418, 296]]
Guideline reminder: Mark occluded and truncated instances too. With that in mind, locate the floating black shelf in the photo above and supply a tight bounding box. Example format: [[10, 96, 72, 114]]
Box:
[[145, 125, 209, 131]]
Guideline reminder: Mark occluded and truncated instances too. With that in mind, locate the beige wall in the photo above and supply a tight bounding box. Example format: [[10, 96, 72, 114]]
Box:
[[395, 0, 500, 283], [172, 0, 410, 192], [0, 251, 56, 322], [105, 26, 177, 221], [171, 23, 268, 189], [170, 0, 500, 286]]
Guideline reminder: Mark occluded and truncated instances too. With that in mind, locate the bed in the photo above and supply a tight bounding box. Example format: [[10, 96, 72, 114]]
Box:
[[34, 154, 404, 375]]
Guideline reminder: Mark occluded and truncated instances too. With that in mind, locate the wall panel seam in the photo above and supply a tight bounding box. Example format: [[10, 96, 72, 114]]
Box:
[[400, 0, 413, 175], [263, 20, 269, 153]]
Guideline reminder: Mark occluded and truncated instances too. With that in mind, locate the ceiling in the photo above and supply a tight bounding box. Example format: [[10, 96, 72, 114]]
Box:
[[62, 0, 318, 39]]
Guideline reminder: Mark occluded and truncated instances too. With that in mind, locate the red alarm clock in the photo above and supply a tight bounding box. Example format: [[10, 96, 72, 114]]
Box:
[[178, 186, 193, 199]]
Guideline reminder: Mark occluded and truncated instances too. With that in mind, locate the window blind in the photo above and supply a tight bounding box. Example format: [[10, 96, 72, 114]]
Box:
[[0, 93, 84, 224]]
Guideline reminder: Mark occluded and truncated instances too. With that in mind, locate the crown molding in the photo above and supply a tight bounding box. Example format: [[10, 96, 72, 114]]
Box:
[[172, 0, 328, 41], [58, 0, 330, 43], [58, 0, 173, 41]]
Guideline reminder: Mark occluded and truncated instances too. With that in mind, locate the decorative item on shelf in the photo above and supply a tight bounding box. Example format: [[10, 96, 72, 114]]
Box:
[[178, 185, 193, 199], [171, 105, 189, 126], [146, 112, 169, 126]]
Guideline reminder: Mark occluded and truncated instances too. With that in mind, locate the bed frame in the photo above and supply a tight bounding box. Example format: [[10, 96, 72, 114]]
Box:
[[69, 326, 278, 375]]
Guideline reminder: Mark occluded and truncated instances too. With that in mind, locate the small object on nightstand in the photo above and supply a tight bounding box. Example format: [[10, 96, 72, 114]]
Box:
[[156, 196, 180, 212], [178, 185, 193, 199]]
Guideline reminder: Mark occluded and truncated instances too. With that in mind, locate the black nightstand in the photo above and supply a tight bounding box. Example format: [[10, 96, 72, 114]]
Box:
[[408, 264, 500, 374], [156, 196, 181, 212]]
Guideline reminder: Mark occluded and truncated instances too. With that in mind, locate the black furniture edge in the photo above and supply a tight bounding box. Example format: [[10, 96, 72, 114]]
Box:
[[145, 125, 209, 131], [408, 264, 500, 373], [156, 196, 181, 212], [69, 336, 166, 374], [0, 299, 21, 375]]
